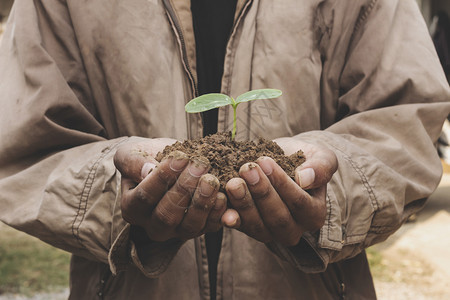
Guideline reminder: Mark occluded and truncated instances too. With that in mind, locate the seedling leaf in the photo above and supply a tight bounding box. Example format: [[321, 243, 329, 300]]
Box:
[[235, 89, 282, 104], [185, 93, 233, 113], [184, 88, 282, 140]]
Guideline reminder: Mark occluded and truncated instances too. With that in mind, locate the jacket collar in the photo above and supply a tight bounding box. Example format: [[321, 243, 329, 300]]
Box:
[[163, 0, 251, 95]]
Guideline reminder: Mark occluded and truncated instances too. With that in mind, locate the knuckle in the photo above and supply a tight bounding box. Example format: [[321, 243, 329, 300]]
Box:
[[155, 167, 176, 188], [271, 214, 292, 230], [134, 186, 151, 204], [113, 146, 128, 169], [317, 158, 337, 183], [175, 176, 197, 196], [326, 149, 339, 171], [164, 189, 183, 203], [153, 205, 178, 228], [250, 185, 271, 201], [233, 198, 254, 210]]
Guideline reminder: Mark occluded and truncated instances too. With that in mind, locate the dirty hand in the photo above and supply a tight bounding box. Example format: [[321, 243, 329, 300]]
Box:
[[114, 138, 227, 242], [222, 138, 338, 246]]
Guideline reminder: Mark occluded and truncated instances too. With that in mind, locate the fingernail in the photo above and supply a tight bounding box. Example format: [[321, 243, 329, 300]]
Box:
[[188, 157, 209, 177], [298, 168, 315, 189], [257, 157, 273, 176], [230, 182, 246, 199], [141, 162, 156, 179], [241, 163, 260, 185], [199, 177, 218, 197], [168, 151, 189, 172]]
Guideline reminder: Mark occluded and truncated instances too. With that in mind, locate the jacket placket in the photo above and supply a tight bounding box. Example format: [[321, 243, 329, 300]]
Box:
[[161, 1, 254, 299], [162, 0, 201, 140]]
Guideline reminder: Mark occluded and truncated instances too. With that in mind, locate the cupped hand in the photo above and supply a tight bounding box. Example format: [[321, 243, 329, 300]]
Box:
[[114, 138, 227, 242], [222, 138, 338, 246]]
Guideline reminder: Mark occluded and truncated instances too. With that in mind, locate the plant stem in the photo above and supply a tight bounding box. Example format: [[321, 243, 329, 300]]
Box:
[[232, 104, 237, 140]]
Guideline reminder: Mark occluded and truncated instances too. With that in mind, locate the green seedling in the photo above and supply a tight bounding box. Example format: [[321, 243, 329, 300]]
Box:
[[185, 89, 282, 140]]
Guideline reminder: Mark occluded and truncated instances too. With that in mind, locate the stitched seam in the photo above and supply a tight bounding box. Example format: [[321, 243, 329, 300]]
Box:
[[71, 138, 128, 248], [328, 144, 378, 210], [323, 192, 337, 243], [72, 154, 104, 246], [369, 225, 398, 233], [319, 140, 379, 244], [345, 155, 377, 210]]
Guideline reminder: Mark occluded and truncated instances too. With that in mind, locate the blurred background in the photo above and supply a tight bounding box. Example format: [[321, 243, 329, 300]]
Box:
[[0, 0, 12, 36], [0, 0, 449, 299]]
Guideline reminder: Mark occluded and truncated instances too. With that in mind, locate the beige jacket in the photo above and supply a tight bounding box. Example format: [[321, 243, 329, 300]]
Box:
[[1, 0, 449, 299]]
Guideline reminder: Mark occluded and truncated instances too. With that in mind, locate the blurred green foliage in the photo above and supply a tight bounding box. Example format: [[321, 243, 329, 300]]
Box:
[[0, 223, 70, 296]]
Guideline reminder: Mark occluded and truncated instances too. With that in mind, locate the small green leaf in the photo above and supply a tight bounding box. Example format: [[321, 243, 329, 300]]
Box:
[[235, 89, 282, 104], [185, 93, 233, 113]]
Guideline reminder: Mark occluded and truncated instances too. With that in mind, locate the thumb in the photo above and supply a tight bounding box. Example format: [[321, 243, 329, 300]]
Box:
[[295, 150, 338, 190], [114, 143, 160, 183]]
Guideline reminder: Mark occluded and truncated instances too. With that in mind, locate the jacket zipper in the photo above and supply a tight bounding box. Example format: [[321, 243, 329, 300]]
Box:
[[162, 0, 199, 98], [163, 0, 254, 141], [163, 0, 199, 140]]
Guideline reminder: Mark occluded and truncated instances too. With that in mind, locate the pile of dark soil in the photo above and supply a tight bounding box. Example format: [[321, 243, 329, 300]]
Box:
[[156, 132, 305, 192]]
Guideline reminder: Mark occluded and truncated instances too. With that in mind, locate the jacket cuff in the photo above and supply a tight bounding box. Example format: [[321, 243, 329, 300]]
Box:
[[266, 131, 374, 272], [108, 223, 184, 277], [266, 189, 363, 273], [265, 184, 359, 273]]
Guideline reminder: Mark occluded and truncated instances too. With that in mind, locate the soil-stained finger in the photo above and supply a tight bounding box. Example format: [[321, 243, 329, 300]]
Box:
[[146, 157, 210, 240], [258, 157, 326, 232], [120, 178, 147, 225], [203, 192, 227, 233], [226, 177, 272, 243], [178, 174, 219, 238], [114, 143, 160, 183], [131, 151, 190, 208], [239, 162, 301, 246]]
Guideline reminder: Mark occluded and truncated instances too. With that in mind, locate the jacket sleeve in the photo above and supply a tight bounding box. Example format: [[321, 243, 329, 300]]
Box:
[[268, 0, 450, 272], [0, 0, 179, 276]]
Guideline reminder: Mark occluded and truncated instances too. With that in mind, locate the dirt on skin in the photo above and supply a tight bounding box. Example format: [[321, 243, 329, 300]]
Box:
[[155, 132, 305, 192]]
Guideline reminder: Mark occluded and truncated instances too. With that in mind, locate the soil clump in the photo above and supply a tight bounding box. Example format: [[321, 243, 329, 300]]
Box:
[[156, 132, 305, 192]]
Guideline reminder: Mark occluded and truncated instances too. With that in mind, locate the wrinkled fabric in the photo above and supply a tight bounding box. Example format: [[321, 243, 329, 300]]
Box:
[[0, 0, 449, 299]]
